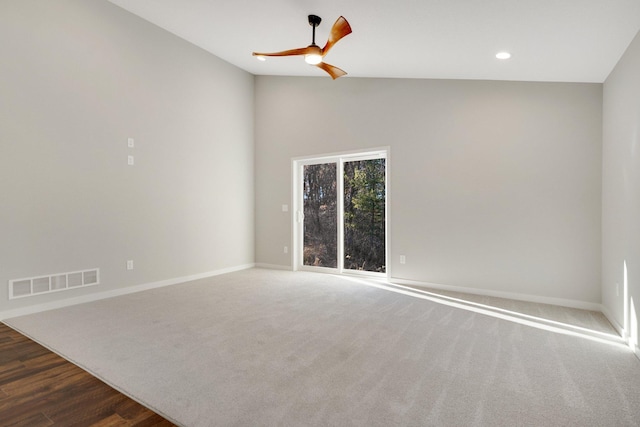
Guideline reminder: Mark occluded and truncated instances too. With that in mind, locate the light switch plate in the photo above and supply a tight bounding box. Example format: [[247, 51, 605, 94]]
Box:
[[127, 138, 135, 148]]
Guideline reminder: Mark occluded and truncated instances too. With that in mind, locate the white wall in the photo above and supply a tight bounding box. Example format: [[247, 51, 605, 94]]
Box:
[[0, 0, 255, 313], [602, 29, 640, 346], [255, 76, 602, 305], [0, 1, 608, 315]]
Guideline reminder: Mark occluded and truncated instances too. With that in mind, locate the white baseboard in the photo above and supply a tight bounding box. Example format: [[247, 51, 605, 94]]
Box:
[[255, 263, 292, 271], [600, 304, 625, 339], [0, 263, 255, 321], [600, 305, 640, 360], [390, 276, 602, 312]]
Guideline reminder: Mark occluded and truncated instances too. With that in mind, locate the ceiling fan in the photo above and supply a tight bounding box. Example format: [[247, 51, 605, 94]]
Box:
[[252, 15, 352, 79]]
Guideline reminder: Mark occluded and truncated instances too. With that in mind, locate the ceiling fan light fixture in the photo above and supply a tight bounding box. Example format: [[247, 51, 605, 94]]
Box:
[[255, 55, 267, 61], [304, 53, 323, 65]]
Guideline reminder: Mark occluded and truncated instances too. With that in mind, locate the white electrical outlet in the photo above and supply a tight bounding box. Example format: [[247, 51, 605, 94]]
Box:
[[284, 246, 288, 254], [282, 204, 289, 212], [127, 260, 134, 270], [400, 255, 406, 264], [127, 137, 135, 148], [127, 155, 134, 166]]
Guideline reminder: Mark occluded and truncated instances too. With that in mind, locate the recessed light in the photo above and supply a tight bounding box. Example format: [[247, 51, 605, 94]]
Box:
[[496, 52, 512, 60]]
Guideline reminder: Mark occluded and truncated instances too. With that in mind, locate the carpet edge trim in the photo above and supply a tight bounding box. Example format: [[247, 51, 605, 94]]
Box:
[[0, 320, 185, 426]]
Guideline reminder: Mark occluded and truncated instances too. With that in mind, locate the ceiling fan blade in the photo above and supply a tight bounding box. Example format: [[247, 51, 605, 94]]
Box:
[[316, 62, 347, 80], [252, 47, 313, 57], [321, 16, 352, 54]]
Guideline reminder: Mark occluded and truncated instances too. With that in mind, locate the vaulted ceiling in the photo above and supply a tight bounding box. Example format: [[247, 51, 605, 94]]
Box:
[[108, 0, 640, 82]]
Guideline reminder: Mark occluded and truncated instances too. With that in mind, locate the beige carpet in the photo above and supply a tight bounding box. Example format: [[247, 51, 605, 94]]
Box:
[[4, 269, 640, 426]]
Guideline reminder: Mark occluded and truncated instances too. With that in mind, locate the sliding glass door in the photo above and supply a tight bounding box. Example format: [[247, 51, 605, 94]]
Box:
[[302, 163, 338, 268], [343, 158, 386, 273], [295, 151, 387, 277]]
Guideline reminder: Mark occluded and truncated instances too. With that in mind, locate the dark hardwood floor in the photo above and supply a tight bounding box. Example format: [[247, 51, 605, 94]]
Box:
[[0, 322, 176, 426]]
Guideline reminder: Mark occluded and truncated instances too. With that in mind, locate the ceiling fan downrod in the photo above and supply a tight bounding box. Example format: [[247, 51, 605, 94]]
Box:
[[308, 14, 321, 46]]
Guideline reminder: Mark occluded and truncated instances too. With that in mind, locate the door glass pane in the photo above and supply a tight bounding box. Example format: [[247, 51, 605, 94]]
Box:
[[343, 159, 386, 272], [303, 163, 337, 268]]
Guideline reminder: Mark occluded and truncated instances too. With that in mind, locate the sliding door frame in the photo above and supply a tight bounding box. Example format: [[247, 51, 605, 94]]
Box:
[[292, 147, 390, 279]]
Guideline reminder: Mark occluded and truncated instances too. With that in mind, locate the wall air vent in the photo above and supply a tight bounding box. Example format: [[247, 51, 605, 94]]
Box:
[[8, 268, 100, 300]]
